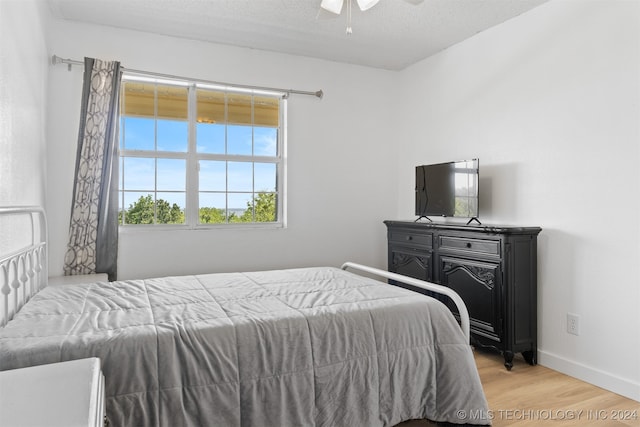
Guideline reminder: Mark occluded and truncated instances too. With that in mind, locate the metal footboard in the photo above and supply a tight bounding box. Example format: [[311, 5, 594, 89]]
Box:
[[341, 261, 470, 343]]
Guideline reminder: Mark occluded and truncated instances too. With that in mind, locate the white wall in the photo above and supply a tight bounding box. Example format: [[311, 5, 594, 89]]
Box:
[[43, 0, 640, 401], [45, 20, 398, 279], [395, 1, 639, 400], [0, 0, 49, 253]]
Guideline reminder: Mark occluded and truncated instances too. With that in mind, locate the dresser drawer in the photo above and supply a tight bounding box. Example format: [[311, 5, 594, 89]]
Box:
[[439, 235, 500, 255], [389, 229, 433, 248]]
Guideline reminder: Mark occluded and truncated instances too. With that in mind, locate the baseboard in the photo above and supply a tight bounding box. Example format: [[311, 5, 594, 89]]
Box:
[[538, 350, 640, 402]]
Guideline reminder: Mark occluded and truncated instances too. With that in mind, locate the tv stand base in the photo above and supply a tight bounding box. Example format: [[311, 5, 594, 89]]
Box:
[[466, 217, 481, 225], [414, 216, 433, 222]]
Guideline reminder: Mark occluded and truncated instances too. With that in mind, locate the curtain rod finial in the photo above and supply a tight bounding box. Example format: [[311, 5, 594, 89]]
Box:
[[315, 90, 324, 99], [51, 54, 74, 71]]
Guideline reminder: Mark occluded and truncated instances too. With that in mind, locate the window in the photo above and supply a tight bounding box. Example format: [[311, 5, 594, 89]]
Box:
[[118, 77, 285, 227]]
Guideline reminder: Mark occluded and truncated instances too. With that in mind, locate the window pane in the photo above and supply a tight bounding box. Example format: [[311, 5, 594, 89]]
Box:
[[254, 127, 277, 156], [157, 85, 188, 120], [156, 192, 185, 224], [227, 93, 252, 125], [123, 157, 155, 190], [199, 193, 227, 224], [119, 117, 124, 150], [228, 193, 252, 221], [157, 120, 187, 152], [123, 117, 154, 151], [196, 123, 225, 154], [227, 125, 252, 155], [254, 163, 276, 192], [122, 192, 154, 224], [199, 161, 226, 191], [254, 192, 277, 222], [197, 90, 225, 124], [200, 192, 225, 209], [157, 159, 186, 191], [254, 96, 279, 127], [228, 162, 252, 191], [119, 156, 124, 191], [122, 82, 155, 117]]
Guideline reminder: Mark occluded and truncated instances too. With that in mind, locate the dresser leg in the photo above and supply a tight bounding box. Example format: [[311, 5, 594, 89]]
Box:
[[504, 351, 514, 370], [522, 350, 537, 365]]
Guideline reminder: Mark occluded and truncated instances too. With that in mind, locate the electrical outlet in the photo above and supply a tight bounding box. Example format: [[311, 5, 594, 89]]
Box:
[[567, 313, 580, 336]]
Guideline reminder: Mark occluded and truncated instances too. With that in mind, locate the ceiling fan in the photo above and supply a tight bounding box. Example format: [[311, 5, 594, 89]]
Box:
[[320, 0, 424, 34], [320, 0, 380, 15]]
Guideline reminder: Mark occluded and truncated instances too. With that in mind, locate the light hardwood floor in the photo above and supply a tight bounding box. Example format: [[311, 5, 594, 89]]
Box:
[[399, 350, 640, 426]]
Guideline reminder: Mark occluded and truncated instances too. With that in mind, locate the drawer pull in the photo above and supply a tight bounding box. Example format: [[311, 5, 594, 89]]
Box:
[[466, 242, 472, 248], [406, 236, 413, 241]]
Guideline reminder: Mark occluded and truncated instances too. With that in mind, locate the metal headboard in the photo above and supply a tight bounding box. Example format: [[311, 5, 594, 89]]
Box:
[[0, 206, 47, 327]]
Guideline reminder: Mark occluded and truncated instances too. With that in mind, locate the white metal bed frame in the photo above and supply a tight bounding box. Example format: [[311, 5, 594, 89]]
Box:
[[0, 206, 47, 327], [0, 207, 470, 343]]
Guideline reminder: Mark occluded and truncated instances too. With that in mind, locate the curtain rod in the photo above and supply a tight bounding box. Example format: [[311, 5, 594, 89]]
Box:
[[51, 55, 323, 99]]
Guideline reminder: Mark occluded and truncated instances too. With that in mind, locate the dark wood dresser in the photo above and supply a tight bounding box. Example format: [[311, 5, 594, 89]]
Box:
[[384, 220, 541, 370]]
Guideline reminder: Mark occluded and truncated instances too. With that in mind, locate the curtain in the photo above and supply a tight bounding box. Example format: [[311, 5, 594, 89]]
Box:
[[63, 58, 121, 281]]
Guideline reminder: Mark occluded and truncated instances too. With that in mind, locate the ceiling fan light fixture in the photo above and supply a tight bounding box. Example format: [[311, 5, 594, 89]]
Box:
[[356, 0, 380, 11], [320, 0, 344, 14]]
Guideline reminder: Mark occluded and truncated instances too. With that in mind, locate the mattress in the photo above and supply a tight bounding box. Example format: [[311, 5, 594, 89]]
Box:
[[0, 266, 489, 426]]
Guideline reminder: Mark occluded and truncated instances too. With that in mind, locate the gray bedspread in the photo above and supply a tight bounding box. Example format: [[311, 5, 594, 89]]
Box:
[[0, 267, 489, 426]]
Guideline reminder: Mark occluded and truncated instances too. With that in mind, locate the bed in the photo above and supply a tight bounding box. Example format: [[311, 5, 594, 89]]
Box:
[[0, 206, 490, 426]]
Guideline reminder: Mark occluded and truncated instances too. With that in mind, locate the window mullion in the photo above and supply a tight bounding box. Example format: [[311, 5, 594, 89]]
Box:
[[154, 85, 159, 224], [196, 153, 276, 163], [251, 96, 256, 222], [119, 106, 126, 225], [186, 84, 198, 227], [279, 98, 287, 226], [120, 150, 186, 159], [224, 92, 229, 222]]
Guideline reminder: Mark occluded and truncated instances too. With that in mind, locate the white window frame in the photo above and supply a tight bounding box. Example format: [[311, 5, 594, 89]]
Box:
[[118, 75, 287, 230]]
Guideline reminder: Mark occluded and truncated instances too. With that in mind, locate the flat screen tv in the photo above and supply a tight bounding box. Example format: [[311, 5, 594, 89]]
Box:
[[415, 159, 479, 222]]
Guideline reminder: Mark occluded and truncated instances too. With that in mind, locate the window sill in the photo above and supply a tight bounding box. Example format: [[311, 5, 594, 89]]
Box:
[[118, 222, 285, 233]]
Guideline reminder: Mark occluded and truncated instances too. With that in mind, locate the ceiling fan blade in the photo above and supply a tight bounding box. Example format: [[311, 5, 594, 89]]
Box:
[[356, 0, 380, 11], [320, 0, 344, 14], [316, 8, 339, 21]]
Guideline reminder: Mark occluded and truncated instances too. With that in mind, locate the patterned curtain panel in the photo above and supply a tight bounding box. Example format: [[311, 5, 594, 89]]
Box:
[[64, 58, 122, 281]]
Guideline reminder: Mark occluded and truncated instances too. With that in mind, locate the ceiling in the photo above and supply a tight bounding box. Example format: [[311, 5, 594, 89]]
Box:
[[47, 0, 549, 71]]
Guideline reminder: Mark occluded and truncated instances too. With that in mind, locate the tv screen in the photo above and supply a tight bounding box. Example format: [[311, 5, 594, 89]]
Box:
[[415, 159, 479, 219]]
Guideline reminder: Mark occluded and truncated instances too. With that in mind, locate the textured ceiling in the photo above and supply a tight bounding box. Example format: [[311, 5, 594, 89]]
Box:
[[47, 0, 549, 70]]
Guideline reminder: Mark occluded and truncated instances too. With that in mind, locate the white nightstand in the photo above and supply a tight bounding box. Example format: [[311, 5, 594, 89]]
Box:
[[0, 358, 106, 427]]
